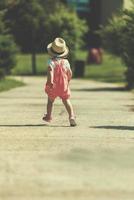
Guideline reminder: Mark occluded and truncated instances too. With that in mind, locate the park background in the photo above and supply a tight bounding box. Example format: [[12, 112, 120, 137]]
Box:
[[0, 0, 134, 91]]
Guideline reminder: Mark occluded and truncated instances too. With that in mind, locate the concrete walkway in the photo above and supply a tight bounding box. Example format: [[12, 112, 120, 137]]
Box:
[[0, 76, 134, 200]]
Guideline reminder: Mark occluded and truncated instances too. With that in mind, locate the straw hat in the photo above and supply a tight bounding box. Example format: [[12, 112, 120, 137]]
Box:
[[47, 38, 69, 57]]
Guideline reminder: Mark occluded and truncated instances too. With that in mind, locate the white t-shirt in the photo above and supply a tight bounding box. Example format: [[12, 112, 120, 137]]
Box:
[[47, 58, 71, 70]]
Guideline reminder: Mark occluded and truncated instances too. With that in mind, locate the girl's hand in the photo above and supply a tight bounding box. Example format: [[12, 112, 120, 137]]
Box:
[[47, 66, 54, 87], [46, 81, 54, 88], [49, 82, 54, 88], [67, 69, 72, 82]]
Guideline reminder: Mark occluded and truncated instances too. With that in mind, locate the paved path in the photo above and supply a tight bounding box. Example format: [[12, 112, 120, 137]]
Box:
[[0, 76, 134, 200]]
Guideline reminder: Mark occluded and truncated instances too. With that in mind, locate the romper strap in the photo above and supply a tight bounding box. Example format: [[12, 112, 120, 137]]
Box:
[[52, 58, 64, 67], [59, 58, 64, 67]]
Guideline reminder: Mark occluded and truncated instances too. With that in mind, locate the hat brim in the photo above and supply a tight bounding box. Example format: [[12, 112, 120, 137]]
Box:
[[47, 43, 69, 58]]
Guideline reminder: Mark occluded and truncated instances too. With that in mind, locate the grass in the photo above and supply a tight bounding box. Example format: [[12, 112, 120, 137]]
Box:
[[12, 54, 49, 75], [84, 53, 127, 83], [12, 51, 126, 84], [0, 78, 25, 92], [76, 50, 126, 83]]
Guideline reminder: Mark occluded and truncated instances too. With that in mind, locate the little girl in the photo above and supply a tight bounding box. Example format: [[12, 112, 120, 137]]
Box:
[[42, 37, 76, 126]]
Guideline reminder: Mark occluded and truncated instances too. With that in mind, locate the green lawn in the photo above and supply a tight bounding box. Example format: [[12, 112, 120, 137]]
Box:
[[84, 53, 127, 83], [0, 78, 25, 92], [12, 51, 126, 84], [12, 54, 49, 75]]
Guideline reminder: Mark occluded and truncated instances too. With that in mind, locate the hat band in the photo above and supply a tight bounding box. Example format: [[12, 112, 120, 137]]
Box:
[[51, 47, 65, 55]]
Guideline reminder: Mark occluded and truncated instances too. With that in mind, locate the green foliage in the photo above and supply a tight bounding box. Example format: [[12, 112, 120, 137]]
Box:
[[100, 3, 134, 89], [100, 15, 126, 56], [0, 4, 6, 34], [0, 0, 7, 10], [45, 5, 88, 65], [0, 9, 18, 79], [4, 0, 65, 53], [5, 0, 88, 71], [0, 34, 18, 76], [5, 0, 50, 74], [39, 0, 61, 13], [5, 0, 46, 53]]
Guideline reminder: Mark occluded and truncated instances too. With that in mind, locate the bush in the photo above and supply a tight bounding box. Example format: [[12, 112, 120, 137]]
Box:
[[0, 9, 18, 79], [0, 68, 4, 79], [100, 3, 134, 89], [0, 35, 18, 76]]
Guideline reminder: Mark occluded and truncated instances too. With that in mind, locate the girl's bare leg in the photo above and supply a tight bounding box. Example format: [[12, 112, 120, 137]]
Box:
[[46, 97, 54, 118], [62, 99, 74, 118], [62, 99, 76, 126], [43, 97, 54, 122]]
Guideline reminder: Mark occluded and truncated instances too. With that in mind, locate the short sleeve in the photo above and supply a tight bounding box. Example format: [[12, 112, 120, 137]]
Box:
[[47, 59, 55, 68], [64, 59, 71, 70]]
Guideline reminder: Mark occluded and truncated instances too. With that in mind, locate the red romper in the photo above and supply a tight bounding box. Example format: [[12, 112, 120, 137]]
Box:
[[45, 58, 71, 101]]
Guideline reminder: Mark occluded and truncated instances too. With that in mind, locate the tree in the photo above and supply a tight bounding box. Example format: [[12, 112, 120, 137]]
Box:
[[5, 0, 88, 74], [39, 0, 61, 12], [5, 0, 46, 75], [0, 0, 8, 10], [45, 5, 88, 66], [0, 34, 17, 77], [100, 2, 134, 89], [0, 5, 17, 79]]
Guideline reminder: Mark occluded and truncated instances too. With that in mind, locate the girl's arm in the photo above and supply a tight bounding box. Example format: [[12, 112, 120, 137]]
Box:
[[46, 66, 54, 87], [67, 68, 72, 82], [65, 59, 72, 81]]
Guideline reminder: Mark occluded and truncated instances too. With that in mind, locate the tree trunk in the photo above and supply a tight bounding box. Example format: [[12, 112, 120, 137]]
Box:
[[31, 53, 36, 75]]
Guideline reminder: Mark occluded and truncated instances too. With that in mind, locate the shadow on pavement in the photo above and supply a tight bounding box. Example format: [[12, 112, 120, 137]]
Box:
[[73, 87, 127, 92], [125, 105, 134, 112], [0, 124, 70, 128], [91, 125, 134, 131], [0, 124, 47, 127]]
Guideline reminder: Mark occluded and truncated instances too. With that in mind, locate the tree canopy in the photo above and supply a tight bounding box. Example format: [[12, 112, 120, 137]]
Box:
[[3, 0, 88, 74], [5, 0, 46, 53], [0, 7, 17, 79], [100, 2, 134, 89]]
